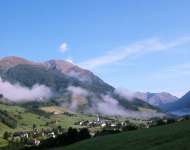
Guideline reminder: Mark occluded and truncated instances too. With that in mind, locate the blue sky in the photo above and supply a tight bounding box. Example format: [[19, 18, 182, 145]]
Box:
[[0, 0, 190, 97]]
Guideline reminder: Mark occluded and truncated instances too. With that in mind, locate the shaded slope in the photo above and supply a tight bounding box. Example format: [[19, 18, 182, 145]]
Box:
[[55, 120, 190, 150], [163, 91, 190, 116], [2, 64, 81, 92], [0, 56, 33, 73]]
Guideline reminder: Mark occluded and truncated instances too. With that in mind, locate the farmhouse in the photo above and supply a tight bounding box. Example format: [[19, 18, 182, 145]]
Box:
[[13, 131, 29, 139], [32, 139, 40, 146]]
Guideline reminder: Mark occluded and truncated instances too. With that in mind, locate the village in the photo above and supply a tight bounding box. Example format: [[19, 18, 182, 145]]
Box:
[[75, 115, 144, 129], [3, 113, 185, 148], [3, 126, 61, 146]]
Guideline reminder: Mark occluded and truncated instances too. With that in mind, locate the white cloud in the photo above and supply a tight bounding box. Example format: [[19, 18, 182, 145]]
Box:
[[80, 37, 190, 69], [66, 58, 73, 63], [114, 88, 135, 101], [97, 95, 127, 116], [59, 42, 68, 53], [67, 86, 88, 96], [0, 78, 52, 102], [96, 94, 165, 118], [67, 86, 89, 111]]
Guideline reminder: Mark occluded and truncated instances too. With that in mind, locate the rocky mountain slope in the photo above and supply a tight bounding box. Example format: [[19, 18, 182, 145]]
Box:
[[0, 56, 163, 117]]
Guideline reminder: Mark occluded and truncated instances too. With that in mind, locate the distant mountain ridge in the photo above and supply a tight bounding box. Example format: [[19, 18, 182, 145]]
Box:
[[162, 91, 190, 116], [134, 92, 178, 107]]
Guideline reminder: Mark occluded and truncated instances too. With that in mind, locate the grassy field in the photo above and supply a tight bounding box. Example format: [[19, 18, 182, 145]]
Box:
[[53, 120, 190, 150], [0, 103, 50, 135], [40, 106, 96, 128], [0, 104, 96, 149], [0, 138, 8, 148], [40, 106, 70, 114], [0, 104, 96, 137]]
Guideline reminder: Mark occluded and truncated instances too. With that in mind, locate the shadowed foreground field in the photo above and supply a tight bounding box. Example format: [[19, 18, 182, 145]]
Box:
[[53, 120, 190, 150], [0, 138, 8, 148]]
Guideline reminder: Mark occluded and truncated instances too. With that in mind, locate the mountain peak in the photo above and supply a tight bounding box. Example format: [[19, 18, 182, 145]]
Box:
[[0, 56, 32, 71], [0, 56, 30, 62], [179, 91, 190, 102], [46, 59, 75, 71], [45, 59, 94, 82], [134, 92, 178, 107], [162, 91, 190, 114]]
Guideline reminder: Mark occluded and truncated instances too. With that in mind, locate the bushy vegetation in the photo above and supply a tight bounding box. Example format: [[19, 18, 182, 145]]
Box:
[[0, 110, 17, 128], [94, 129, 121, 137], [19, 102, 52, 118], [19, 128, 91, 150]]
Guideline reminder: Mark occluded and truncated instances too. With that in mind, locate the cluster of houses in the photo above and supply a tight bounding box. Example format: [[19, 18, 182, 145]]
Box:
[[76, 115, 132, 129], [9, 128, 62, 146], [76, 115, 177, 130]]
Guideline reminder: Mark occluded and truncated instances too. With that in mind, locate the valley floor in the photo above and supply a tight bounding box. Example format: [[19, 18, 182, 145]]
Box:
[[1, 101, 190, 150], [52, 120, 190, 150]]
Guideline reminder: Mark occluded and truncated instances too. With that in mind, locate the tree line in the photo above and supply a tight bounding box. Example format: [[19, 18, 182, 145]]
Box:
[[20, 127, 91, 150], [0, 110, 17, 128]]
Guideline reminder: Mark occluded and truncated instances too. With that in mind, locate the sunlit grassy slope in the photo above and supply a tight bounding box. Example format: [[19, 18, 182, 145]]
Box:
[[0, 104, 95, 137], [54, 120, 190, 150], [0, 103, 50, 135]]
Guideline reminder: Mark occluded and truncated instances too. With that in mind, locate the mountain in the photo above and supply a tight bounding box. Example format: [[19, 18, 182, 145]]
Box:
[[0, 56, 162, 117], [134, 92, 178, 107], [178, 91, 190, 107], [162, 91, 190, 116], [45, 59, 114, 94], [45, 59, 97, 83], [0, 56, 113, 94], [0, 56, 33, 73]]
